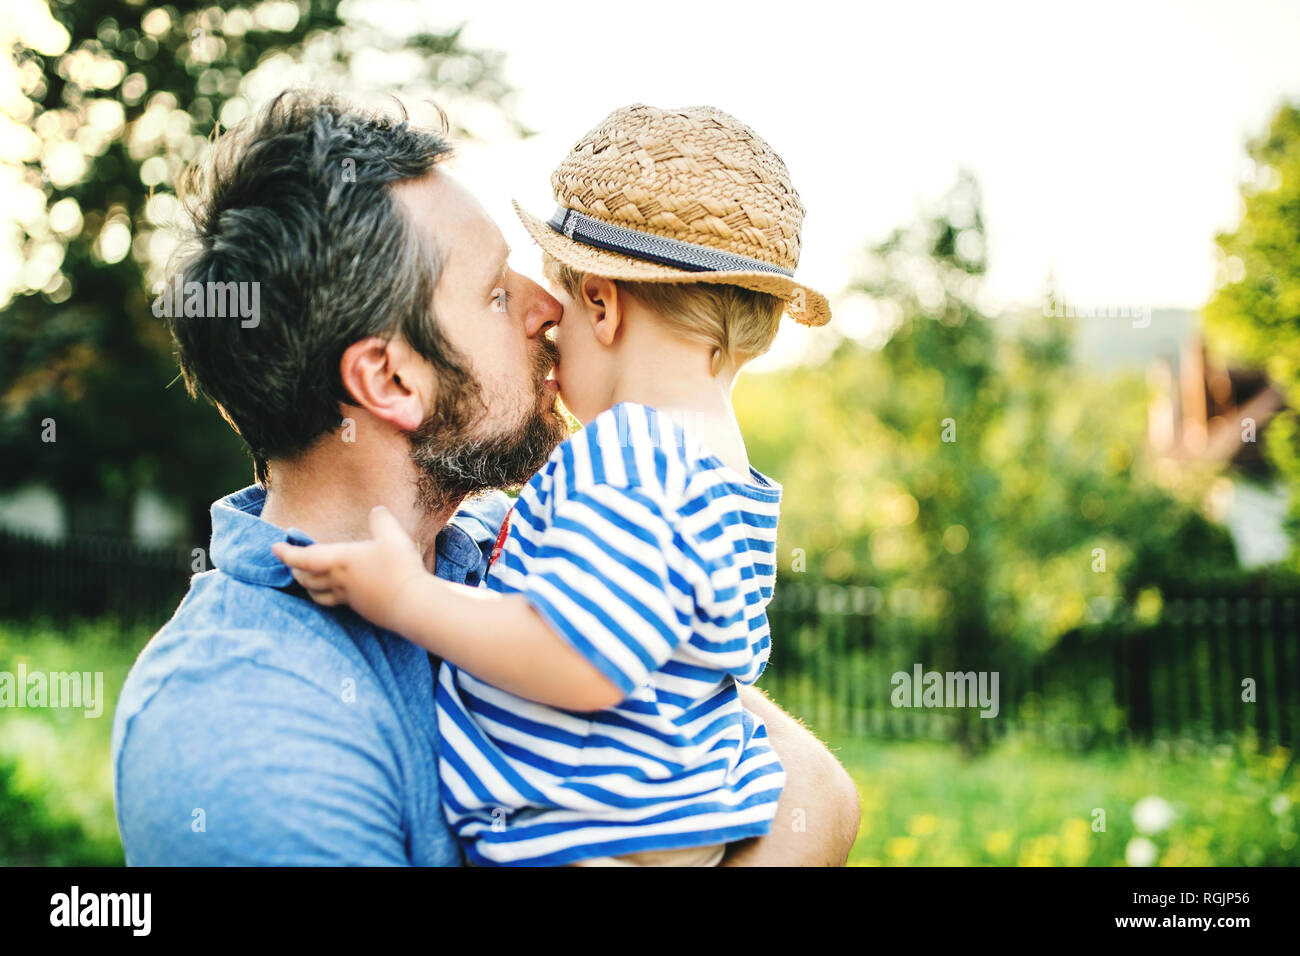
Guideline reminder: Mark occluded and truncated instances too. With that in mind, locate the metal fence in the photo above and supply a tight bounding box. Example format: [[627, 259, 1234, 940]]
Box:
[[0, 529, 192, 630], [762, 581, 1300, 751]]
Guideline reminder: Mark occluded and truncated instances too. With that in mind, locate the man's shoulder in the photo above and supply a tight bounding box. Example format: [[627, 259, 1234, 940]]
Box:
[[110, 569, 456, 866], [112, 571, 401, 753], [125, 570, 359, 676]]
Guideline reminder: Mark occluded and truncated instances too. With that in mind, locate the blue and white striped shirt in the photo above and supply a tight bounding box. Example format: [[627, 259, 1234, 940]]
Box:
[[436, 402, 786, 866]]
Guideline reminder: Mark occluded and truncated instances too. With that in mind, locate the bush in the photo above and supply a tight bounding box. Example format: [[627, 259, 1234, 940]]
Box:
[[0, 617, 143, 866], [0, 758, 122, 865]]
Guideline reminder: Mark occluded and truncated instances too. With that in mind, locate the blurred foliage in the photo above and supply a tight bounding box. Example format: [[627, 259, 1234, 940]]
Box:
[[1204, 101, 1300, 566], [0, 758, 121, 865], [0, 0, 521, 539], [841, 733, 1298, 866], [738, 172, 1239, 752], [0, 617, 132, 865]]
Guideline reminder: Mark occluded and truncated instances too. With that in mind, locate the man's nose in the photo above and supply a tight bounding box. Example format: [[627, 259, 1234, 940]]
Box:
[[520, 278, 562, 338]]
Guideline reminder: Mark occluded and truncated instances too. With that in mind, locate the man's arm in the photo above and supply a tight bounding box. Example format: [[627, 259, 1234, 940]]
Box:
[[722, 684, 861, 866]]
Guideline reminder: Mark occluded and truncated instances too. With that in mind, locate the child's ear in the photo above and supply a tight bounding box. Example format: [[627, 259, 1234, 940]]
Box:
[[582, 276, 623, 346]]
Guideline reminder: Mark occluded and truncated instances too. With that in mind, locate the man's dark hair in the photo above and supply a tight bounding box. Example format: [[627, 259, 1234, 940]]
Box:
[[169, 89, 463, 484]]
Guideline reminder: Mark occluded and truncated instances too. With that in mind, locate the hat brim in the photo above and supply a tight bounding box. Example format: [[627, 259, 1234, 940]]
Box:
[[512, 200, 831, 327]]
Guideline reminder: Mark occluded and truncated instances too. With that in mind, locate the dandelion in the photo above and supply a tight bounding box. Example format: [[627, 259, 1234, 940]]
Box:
[[885, 836, 918, 862], [907, 813, 940, 837], [1060, 818, 1092, 865], [1015, 833, 1058, 867], [1125, 836, 1158, 867], [984, 830, 1013, 856], [1132, 795, 1175, 834]]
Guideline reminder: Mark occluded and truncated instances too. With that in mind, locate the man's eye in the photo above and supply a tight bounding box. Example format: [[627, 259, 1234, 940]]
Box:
[[491, 287, 511, 313]]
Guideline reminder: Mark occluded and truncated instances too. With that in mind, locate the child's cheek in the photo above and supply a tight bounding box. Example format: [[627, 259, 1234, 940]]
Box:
[[557, 364, 597, 425]]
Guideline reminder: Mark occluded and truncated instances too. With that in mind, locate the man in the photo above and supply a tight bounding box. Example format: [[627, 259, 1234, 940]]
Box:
[[111, 90, 859, 866]]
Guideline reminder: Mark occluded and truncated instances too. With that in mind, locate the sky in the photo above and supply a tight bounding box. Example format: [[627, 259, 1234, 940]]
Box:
[[5, 0, 1300, 366], [387, 0, 1300, 359]]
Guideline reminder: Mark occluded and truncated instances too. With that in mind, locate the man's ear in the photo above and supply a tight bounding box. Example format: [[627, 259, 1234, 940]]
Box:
[[338, 336, 428, 432], [582, 276, 624, 347]]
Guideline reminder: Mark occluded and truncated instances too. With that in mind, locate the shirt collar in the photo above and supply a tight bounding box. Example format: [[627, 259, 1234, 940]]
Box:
[[208, 484, 508, 589]]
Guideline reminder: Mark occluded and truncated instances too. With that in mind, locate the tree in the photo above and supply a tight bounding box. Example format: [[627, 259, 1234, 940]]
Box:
[[1, 1, 521, 540], [736, 172, 1238, 754], [1203, 101, 1300, 566]]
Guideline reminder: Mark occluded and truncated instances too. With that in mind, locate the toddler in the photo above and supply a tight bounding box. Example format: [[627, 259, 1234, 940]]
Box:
[[275, 104, 831, 866]]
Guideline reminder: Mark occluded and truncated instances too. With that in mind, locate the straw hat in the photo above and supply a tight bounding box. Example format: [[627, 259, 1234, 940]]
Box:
[[513, 104, 831, 327]]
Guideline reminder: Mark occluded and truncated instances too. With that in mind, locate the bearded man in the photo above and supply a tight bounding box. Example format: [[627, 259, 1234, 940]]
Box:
[[111, 90, 858, 866]]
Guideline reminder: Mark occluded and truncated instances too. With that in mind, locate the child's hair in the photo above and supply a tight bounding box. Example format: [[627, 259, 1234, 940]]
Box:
[[542, 253, 785, 375]]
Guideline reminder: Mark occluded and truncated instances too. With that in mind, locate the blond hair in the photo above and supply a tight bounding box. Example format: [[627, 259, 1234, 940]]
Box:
[[542, 254, 785, 376]]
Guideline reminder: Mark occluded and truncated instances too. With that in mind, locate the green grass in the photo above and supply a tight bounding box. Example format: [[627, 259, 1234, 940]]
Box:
[[2, 618, 1295, 866], [827, 731, 1298, 865]]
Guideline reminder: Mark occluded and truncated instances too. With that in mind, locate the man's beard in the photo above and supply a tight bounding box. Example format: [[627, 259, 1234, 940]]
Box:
[[405, 336, 569, 517]]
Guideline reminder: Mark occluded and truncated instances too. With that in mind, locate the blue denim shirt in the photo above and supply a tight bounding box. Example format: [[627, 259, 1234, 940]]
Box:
[[110, 484, 510, 866]]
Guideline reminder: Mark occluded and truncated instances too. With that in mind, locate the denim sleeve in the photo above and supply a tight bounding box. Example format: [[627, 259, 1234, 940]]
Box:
[[114, 656, 412, 866]]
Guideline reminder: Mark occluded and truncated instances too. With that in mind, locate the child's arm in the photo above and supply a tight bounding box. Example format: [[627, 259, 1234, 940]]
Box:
[[270, 506, 625, 712]]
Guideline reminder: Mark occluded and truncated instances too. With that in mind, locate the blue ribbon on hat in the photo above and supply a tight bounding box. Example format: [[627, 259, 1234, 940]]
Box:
[[547, 206, 795, 277]]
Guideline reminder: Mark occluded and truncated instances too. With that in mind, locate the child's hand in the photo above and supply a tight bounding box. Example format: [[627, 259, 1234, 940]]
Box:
[[271, 505, 426, 633]]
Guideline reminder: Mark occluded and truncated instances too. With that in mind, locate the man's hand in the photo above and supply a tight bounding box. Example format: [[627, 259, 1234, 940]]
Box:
[[271, 506, 427, 633], [723, 684, 861, 866]]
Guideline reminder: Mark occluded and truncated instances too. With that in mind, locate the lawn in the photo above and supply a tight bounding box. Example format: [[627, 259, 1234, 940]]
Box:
[[829, 731, 1297, 866], [1, 619, 1295, 866]]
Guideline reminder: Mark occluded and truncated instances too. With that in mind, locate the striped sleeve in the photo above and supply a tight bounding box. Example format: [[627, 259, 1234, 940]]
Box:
[[515, 482, 711, 698]]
